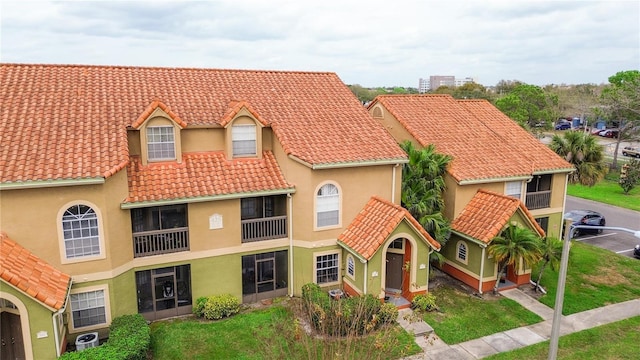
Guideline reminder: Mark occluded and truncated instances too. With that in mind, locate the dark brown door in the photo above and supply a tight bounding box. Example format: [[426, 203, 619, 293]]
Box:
[[1, 312, 25, 360], [386, 253, 404, 291]]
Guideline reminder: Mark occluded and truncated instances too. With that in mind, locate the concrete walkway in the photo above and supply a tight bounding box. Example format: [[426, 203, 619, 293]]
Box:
[[400, 288, 640, 359]]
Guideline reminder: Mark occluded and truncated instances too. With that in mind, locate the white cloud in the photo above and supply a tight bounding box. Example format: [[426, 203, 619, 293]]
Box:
[[1, 0, 638, 87]]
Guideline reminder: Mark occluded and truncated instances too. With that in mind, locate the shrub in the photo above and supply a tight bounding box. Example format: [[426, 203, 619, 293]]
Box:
[[411, 293, 437, 312], [59, 314, 150, 360], [202, 294, 240, 320], [378, 302, 399, 324], [193, 296, 208, 317]]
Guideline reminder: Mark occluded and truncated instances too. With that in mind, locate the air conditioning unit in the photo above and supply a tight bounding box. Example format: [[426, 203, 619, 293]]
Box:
[[75, 332, 99, 351]]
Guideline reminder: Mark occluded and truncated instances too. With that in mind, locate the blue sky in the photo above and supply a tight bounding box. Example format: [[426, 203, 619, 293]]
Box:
[[1, 0, 638, 87]]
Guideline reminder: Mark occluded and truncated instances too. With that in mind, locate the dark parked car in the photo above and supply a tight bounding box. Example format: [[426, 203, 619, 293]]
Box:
[[555, 122, 571, 130], [634, 245, 640, 259], [622, 146, 640, 158], [598, 129, 619, 138], [563, 210, 606, 236]]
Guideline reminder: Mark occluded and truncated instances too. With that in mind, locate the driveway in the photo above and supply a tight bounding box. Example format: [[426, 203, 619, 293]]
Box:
[[565, 196, 640, 258]]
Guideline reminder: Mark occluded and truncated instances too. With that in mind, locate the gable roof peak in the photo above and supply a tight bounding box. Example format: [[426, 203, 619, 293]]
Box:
[[131, 99, 187, 129], [220, 100, 269, 127]]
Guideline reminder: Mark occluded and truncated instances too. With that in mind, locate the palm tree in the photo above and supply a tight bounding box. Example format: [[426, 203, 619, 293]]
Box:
[[488, 224, 543, 294], [400, 141, 452, 246], [548, 131, 608, 186], [533, 237, 564, 292]]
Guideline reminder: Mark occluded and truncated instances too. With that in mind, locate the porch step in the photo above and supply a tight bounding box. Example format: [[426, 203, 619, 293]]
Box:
[[396, 308, 433, 336]]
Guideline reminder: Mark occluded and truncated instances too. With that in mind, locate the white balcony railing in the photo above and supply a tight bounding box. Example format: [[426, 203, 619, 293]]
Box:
[[525, 190, 551, 210], [133, 228, 189, 258], [241, 216, 287, 243]]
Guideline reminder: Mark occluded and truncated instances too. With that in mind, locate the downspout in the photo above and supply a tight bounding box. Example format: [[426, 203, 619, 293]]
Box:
[[479, 246, 486, 294], [53, 279, 73, 357], [363, 261, 368, 294], [288, 194, 294, 297], [391, 163, 400, 203]]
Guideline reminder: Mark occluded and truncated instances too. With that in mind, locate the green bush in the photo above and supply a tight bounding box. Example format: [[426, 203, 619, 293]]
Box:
[[202, 294, 240, 320], [411, 293, 437, 312], [378, 302, 399, 324], [193, 296, 208, 317], [59, 314, 150, 360]]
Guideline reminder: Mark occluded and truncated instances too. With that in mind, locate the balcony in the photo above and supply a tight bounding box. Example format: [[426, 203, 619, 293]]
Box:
[[241, 216, 287, 243], [525, 190, 551, 210], [133, 227, 189, 258]]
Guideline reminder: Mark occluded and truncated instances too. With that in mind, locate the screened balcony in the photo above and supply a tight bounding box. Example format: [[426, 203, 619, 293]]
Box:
[[131, 205, 189, 257], [241, 196, 287, 243], [525, 174, 552, 210]]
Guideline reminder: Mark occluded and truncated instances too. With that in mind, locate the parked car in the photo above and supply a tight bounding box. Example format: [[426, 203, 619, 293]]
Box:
[[563, 210, 606, 236], [622, 146, 640, 158], [555, 122, 571, 130], [634, 244, 640, 259], [590, 127, 605, 135], [598, 129, 619, 138]]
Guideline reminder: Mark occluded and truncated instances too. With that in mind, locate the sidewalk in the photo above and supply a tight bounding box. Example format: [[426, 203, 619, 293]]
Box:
[[400, 288, 640, 359]]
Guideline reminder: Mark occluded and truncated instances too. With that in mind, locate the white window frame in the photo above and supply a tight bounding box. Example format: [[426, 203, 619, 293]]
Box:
[[232, 124, 257, 157], [346, 254, 355, 280], [314, 250, 340, 285], [505, 181, 523, 200], [147, 125, 176, 161], [69, 285, 111, 332], [456, 240, 468, 265], [58, 201, 106, 264], [315, 182, 341, 229]]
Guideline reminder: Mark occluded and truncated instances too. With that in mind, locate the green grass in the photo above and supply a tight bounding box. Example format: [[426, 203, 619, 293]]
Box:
[[534, 241, 640, 315], [150, 303, 421, 359], [567, 170, 640, 211], [485, 316, 640, 360], [420, 287, 542, 344]]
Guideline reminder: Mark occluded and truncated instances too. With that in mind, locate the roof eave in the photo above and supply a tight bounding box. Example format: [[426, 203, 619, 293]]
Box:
[[121, 188, 296, 209], [288, 154, 408, 170], [336, 240, 369, 263], [0, 177, 105, 190], [451, 230, 488, 247], [457, 175, 532, 185]]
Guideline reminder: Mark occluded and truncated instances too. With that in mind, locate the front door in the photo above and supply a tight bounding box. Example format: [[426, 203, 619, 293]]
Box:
[[136, 265, 192, 321], [1, 312, 25, 360], [242, 250, 288, 303], [386, 253, 404, 291]]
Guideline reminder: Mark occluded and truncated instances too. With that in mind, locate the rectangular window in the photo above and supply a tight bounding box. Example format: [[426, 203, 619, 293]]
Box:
[[232, 125, 257, 156], [317, 196, 339, 227], [71, 290, 106, 329], [535, 217, 549, 234], [147, 126, 176, 161], [505, 181, 522, 199], [316, 253, 339, 284]]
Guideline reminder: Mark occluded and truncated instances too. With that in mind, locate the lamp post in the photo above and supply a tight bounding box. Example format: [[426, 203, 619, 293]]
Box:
[[548, 222, 640, 360]]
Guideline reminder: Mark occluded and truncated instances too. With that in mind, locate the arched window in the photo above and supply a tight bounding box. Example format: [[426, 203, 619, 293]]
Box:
[[457, 241, 468, 264], [62, 205, 100, 259], [316, 183, 339, 227]]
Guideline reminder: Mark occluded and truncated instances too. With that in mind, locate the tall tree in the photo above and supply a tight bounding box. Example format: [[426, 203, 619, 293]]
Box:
[[598, 70, 640, 168], [452, 82, 495, 101], [488, 224, 542, 294], [400, 141, 452, 246], [548, 131, 608, 186], [494, 84, 559, 129], [533, 237, 564, 292]]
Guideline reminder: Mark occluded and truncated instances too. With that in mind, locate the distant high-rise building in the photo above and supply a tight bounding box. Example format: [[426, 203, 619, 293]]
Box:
[[418, 75, 478, 93]]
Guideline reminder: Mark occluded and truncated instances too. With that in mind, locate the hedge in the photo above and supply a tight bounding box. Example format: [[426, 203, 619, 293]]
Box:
[[58, 314, 150, 360]]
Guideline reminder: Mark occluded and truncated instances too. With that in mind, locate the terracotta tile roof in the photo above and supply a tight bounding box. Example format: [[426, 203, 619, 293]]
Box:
[[125, 151, 293, 204], [338, 196, 440, 261], [1, 64, 406, 184], [132, 100, 188, 129], [0, 232, 71, 310], [219, 100, 269, 128], [451, 189, 545, 243], [370, 95, 573, 183]]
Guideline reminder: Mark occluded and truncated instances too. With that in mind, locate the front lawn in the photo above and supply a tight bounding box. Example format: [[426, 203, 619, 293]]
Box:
[[534, 241, 640, 315], [567, 170, 640, 211], [150, 300, 421, 359], [420, 287, 542, 344], [486, 316, 640, 360]]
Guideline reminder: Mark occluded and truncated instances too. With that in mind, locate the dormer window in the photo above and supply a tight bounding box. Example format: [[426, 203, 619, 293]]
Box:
[[232, 124, 257, 157], [147, 126, 176, 161]]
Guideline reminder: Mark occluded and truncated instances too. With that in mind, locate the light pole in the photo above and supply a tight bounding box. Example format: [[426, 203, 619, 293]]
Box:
[[548, 222, 640, 360]]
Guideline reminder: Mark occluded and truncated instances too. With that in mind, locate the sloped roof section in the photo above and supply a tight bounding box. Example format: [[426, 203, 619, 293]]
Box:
[[338, 196, 440, 261], [0, 232, 71, 310], [132, 100, 188, 129], [370, 94, 573, 183], [451, 189, 545, 243], [219, 100, 269, 127], [125, 151, 293, 204], [1, 64, 406, 184]]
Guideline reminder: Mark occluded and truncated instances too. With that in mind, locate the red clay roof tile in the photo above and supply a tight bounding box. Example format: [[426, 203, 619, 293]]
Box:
[[338, 196, 440, 260], [0, 232, 71, 310], [371, 95, 573, 183], [1, 64, 406, 184], [125, 151, 293, 204], [451, 189, 545, 243]]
